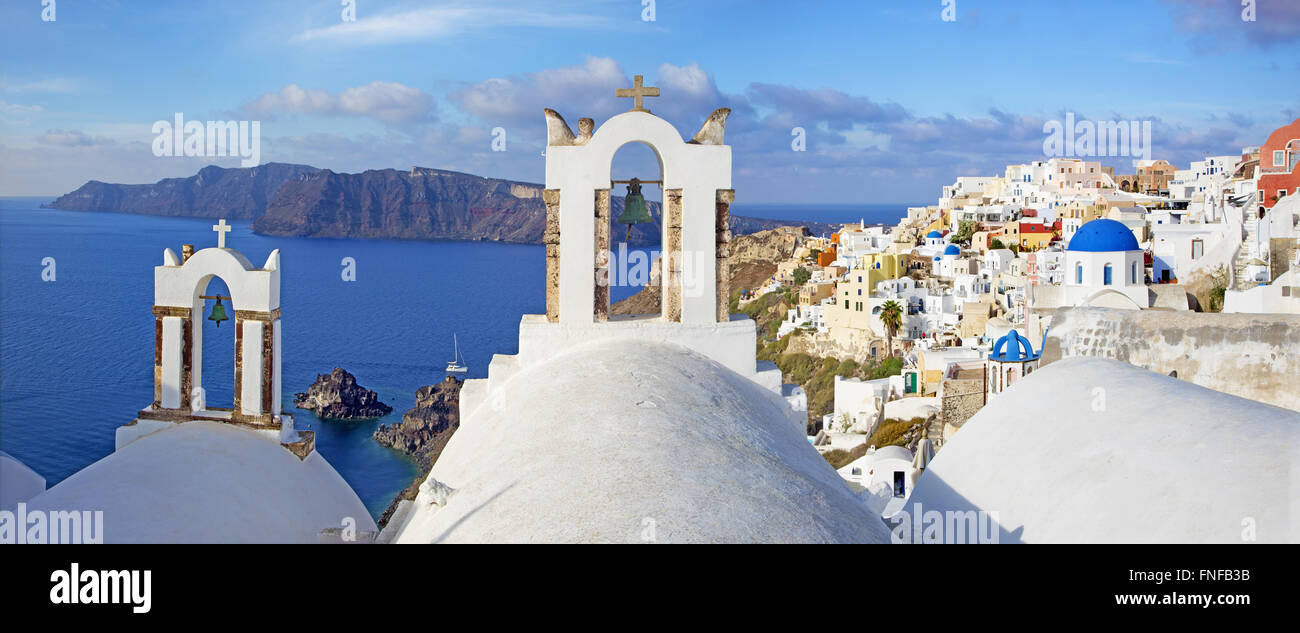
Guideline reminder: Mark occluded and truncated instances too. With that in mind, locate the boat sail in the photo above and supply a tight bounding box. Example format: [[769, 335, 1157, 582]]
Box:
[[446, 333, 468, 373]]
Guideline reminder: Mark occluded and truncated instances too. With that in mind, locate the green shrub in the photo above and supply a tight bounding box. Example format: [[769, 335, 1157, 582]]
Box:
[[866, 416, 926, 449]]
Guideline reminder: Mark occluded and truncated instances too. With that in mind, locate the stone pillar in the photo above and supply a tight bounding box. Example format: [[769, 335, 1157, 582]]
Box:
[[594, 189, 611, 322], [180, 317, 193, 410], [233, 308, 282, 425], [152, 306, 192, 410], [153, 316, 163, 407], [715, 189, 735, 323], [663, 189, 684, 322], [542, 189, 561, 322]]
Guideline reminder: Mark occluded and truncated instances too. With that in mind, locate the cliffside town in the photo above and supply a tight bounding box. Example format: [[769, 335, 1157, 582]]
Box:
[[653, 118, 1300, 500]]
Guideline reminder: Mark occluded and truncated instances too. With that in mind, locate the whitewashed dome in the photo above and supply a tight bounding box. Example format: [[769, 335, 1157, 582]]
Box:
[[392, 339, 889, 543], [24, 422, 375, 543], [1, 451, 46, 510], [908, 357, 1300, 543]]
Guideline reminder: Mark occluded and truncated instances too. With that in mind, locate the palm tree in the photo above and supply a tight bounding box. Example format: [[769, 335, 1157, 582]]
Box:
[[878, 299, 903, 358]]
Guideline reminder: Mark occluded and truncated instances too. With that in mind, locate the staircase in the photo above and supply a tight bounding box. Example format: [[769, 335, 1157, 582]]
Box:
[[1229, 194, 1263, 291], [1232, 213, 1262, 291]]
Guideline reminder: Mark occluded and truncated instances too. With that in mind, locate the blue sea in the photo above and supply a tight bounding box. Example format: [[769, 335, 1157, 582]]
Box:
[[0, 197, 910, 518], [732, 203, 921, 226]]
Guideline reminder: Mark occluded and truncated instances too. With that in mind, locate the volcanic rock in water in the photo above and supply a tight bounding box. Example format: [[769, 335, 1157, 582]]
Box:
[[374, 376, 463, 528], [293, 367, 392, 420], [373, 376, 462, 470]]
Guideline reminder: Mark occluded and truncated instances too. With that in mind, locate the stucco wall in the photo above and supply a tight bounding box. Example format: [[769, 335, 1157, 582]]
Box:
[[939, 378, 984, 441], [1041, 306, 1300, 412]]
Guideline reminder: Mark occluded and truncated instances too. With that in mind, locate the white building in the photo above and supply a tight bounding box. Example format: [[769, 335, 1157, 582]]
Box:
[[1151, 223, 1231, 283], [830, 375, 902, 433], [1062, 218, 1149, 309]]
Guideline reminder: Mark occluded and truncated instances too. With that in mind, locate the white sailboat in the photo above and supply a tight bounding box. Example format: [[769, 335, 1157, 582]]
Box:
[[445, 333, 468, 373]]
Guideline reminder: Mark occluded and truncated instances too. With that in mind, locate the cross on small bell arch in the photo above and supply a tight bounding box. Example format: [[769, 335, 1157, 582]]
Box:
[[616, 177, 653, 239]]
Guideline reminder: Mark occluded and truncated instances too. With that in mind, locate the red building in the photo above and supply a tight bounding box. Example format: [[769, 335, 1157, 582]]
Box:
[[1259, 117, 1300, 212]]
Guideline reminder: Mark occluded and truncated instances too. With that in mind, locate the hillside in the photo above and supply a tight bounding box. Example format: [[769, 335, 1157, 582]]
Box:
[[46, 164, 835, 246]]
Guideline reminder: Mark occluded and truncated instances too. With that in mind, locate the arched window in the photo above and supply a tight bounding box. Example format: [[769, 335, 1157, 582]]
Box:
[[1103, 263, 1113, 285], [1075, 263, 1083, 284]]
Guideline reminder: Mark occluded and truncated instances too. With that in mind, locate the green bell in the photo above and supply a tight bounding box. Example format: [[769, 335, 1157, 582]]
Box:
[[208, 297, 229, 327], [616, 178, 653, 239]]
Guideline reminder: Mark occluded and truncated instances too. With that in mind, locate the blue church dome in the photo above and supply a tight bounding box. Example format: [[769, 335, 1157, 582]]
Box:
[[926, 230, 943, 239], [1067, 218, 1139, 252], [990, 330, 1038, 362], [943, 244, 961, 256]]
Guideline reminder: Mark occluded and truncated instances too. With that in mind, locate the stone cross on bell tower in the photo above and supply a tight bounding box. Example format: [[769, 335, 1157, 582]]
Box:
[[615, 75, 660, 113]]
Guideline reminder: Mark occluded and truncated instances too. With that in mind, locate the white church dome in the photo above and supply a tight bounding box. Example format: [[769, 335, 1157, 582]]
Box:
[[24, 422, 376, 543], [1, 451, 46, 510], [392, 339, 890, 543], [907, 357, 1299, 543]]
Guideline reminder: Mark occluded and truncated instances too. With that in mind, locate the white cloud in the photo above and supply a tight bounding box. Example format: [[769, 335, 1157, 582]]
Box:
[[240, 82, 436, 125], [40, 129, 115, 147], [450, 57, 627, 131], [0, 77, 85, 94], [293, 5, 611, 45]]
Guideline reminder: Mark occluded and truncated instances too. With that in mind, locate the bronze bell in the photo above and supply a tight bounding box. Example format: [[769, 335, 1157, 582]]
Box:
[[208, 297, 229, 327], [616, 178, 653, 239]]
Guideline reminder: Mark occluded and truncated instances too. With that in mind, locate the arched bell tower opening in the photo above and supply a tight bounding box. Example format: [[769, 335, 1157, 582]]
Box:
[[192, 274, 237, 410], [606, 140, 665, 318]]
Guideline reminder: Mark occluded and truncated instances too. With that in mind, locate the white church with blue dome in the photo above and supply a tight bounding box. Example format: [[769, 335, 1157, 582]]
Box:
[[1062, 218, 1150, 309], [932, 243, 963, 278], [986, 330, 1041, 396]]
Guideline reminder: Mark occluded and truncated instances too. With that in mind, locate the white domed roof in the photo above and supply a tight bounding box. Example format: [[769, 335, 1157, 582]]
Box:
[[24, 422, 375, 543], [1, 451, 46, 510], [393, 340, 889, 543], [872, 445, 913, 463], [908, 357, 1300, 543]]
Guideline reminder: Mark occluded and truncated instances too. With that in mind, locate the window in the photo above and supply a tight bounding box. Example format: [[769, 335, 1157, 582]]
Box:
[[1192, 239, 1204, 260], [1075, 263, 1083, 284], [1275, 150, 1286, 167], [1131, 262, 1137, 284], [893, 471, 906, 498], [1103, 263, 1113, 285]]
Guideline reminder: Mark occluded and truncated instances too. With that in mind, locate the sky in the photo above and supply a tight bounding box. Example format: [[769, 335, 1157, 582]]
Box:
[[1, 0, 1298, 202]]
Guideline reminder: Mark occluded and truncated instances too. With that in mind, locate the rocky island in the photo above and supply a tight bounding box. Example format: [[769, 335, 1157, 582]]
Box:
[[293, 367, 393, 420]]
